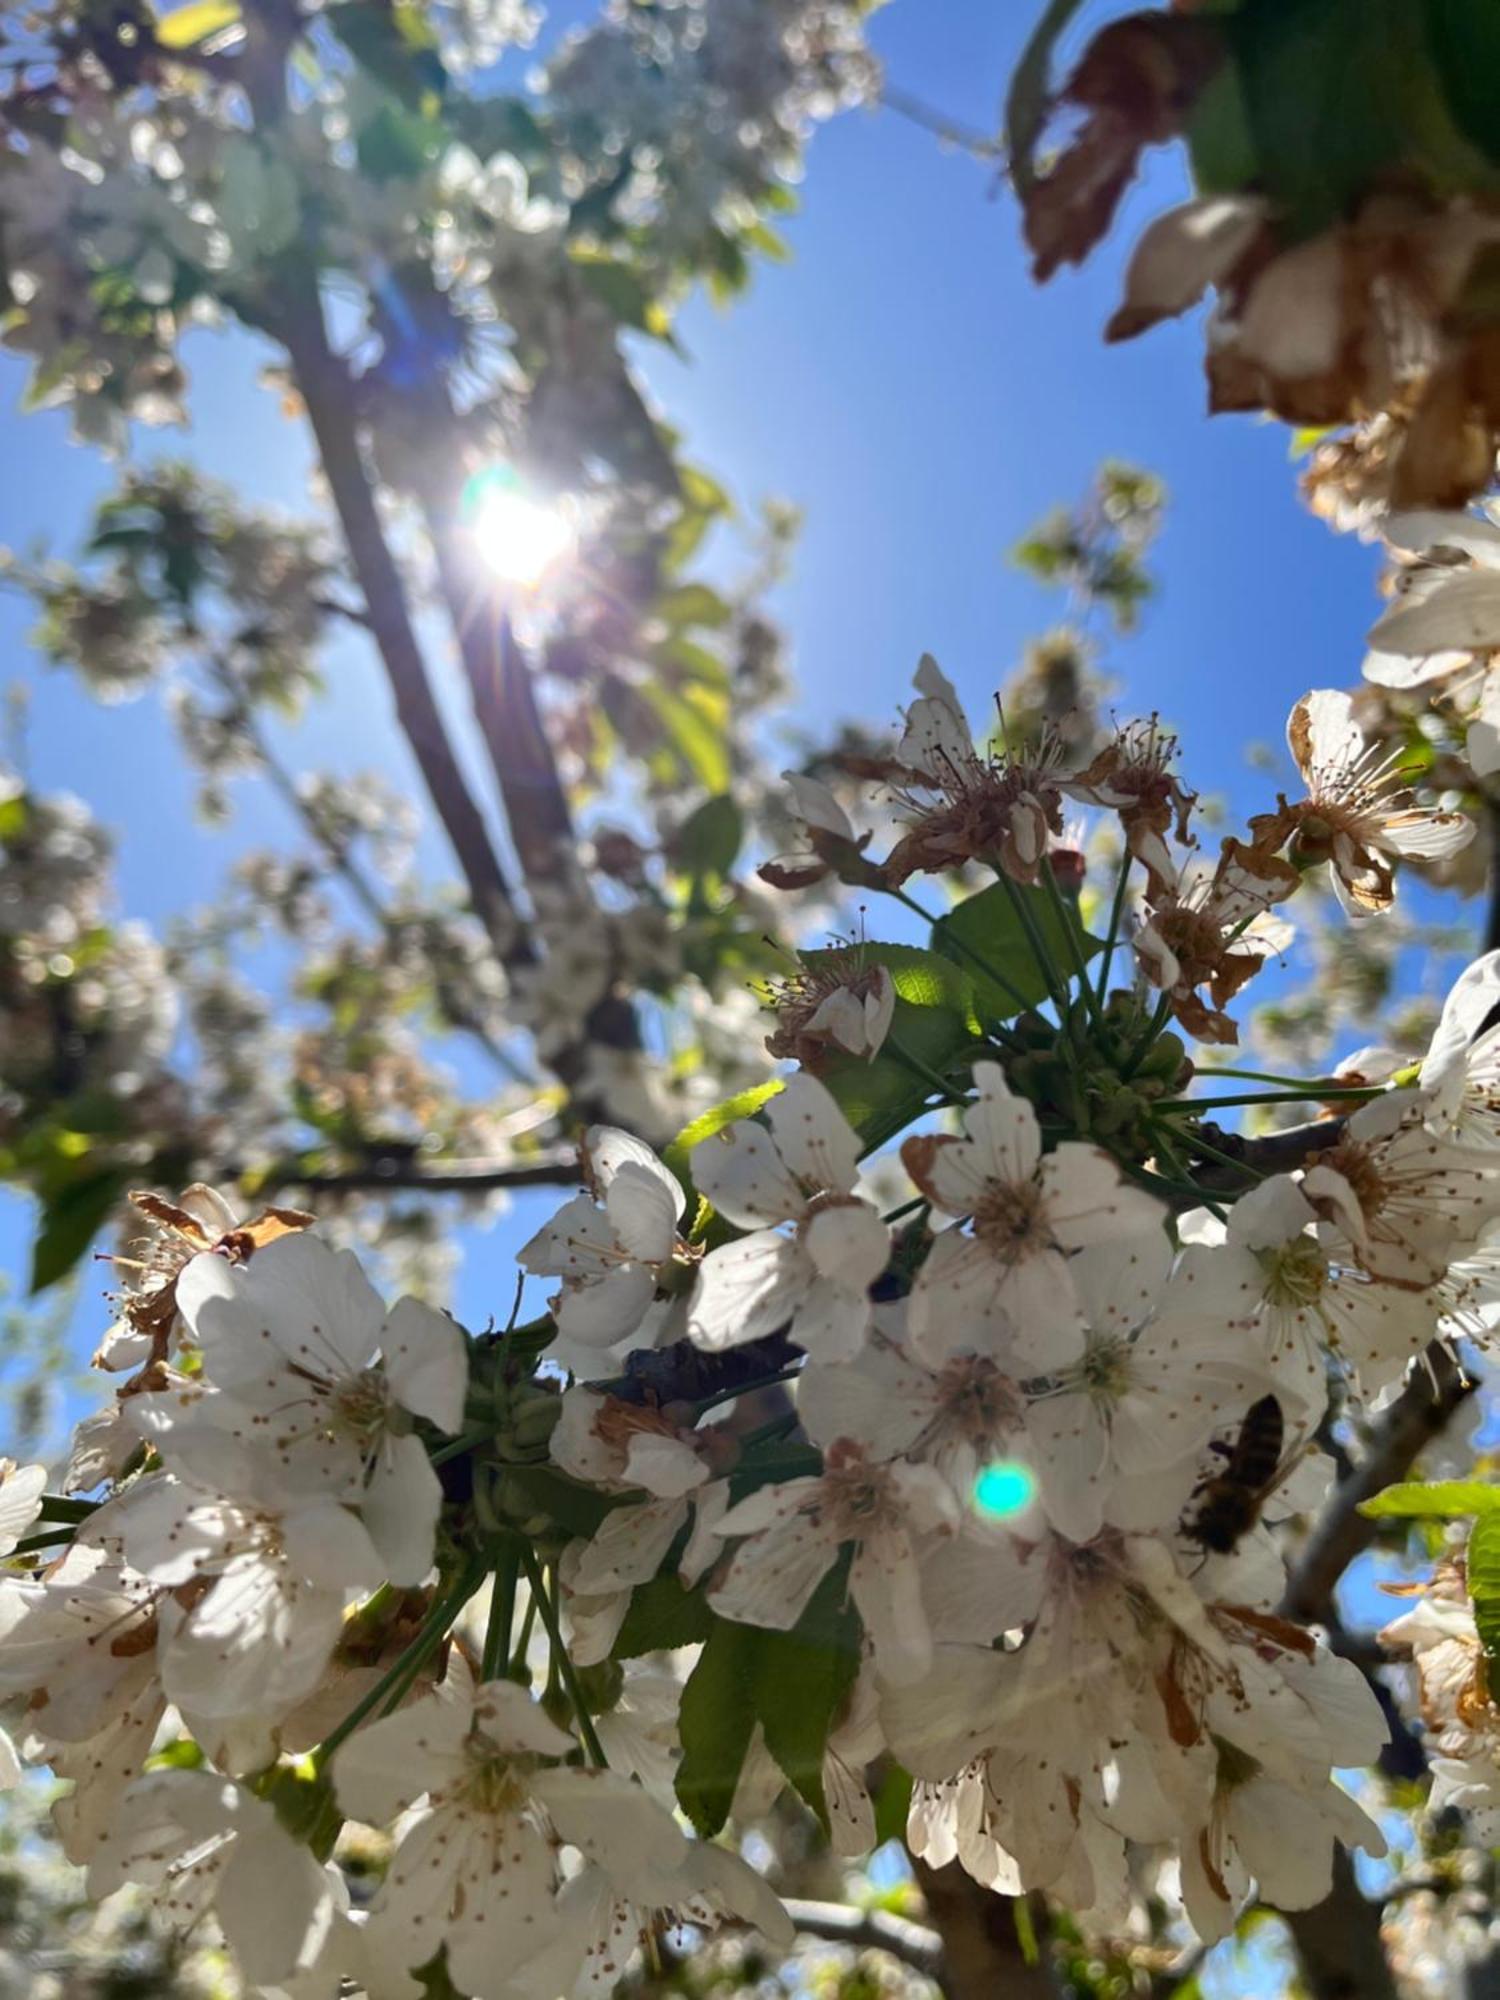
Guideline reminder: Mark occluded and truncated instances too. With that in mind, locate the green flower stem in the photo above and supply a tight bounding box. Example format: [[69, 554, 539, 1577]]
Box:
[[483, 1547, 520, 1681], [431, 1428, 497, 1467], [315, 1556, 487, 1766], [995, 868, 1071, 1021], [1121, 995, 1175, 1075], [1039, 858, 1104, 1029], [37, 1496, 99, 1524], [888, 887, 1030, 1027], [882, 1194, 930, 1225], [696, 1363, 805, 1412], [1155, 1086, 1383, 1113], [522, 1547, 608, 1767], [510, 1591, 538, 1677], [886, 1034, 972, 1107], [1094, 856, 1132, 1004]]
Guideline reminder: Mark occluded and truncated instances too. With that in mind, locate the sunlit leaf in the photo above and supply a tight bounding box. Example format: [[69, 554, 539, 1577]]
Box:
[[1360, 1479, 1500, 1519], [153, 1, 242, 50]]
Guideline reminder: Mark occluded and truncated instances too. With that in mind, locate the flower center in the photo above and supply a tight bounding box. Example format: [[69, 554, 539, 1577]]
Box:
[[332, 1371, 392, 1448], [935, 1356, 1025, 1443], [820, 1438, 899, 1538], [1319, 1139, 1389, 1221], [973, 1181, 1049, 1263], [459, 1747, 530, 1816], [1258, 1237, 1327, 1309], [1079, 1335, 1133, 1402]]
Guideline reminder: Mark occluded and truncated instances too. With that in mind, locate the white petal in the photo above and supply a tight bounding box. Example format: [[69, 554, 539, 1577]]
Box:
[[765, 1073, 864, 1194], [687, 1233, 808, 1351], [1368, 570, 1500, 654], [361, 1436, 441, 1586], [585, 1128, 685, 1221], [695, 1125, 804, 1229], [605, 1161, 683, 1264], [382, 1297, 468, 1434]]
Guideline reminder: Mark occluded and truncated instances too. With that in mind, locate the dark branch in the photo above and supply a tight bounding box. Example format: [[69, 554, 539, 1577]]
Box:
[[1282, 1346, 1474, 1628], [781, 1900, 945, 1980], [229, 1154, 581, 1197], [1280, 1849, 1401, 2000], [1188, 1115, 1348, 1196], [263, 267, 531, 970]]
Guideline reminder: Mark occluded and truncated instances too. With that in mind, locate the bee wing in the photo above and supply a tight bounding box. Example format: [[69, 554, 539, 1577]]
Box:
[[1262, 1431, 1333, 1520]]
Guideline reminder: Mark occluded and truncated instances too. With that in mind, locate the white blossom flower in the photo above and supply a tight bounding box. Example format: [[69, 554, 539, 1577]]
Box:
[[1421, 950, 1500, 1150], [1300, 1089, 1499, 1292], [688, 1075, 889, 1361], [108, 1465, 367, 1734], [1168, 1174, 1438, 1409], [1366, 509, 1500, 674], [709, 1436, 958, 1683], [0, 1533, 165, 1859], [88, 1769, 341, 1990], [0, 1461, 45, 1555], [885, 655, 1068, 887], [902, 1062, 1165, 1373], [1255, 689, 1473, 917], [550, 1387, 713, 1596], [129, 1233, 466, 1586], [521, 1127, 687, 1355], [1020, 1234, 1270, 1544], [332, 1653, 778, 1998], [764, 949, 895, 1065]]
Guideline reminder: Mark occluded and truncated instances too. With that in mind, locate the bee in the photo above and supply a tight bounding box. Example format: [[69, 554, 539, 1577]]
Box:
[[1183, 1395, 1304, 1556]]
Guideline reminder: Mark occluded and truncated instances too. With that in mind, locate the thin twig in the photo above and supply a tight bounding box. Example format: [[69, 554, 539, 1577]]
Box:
[[1281, 1346, 1475, 1629], [781, 1900, 945, 1979], [223, 1152, 581, 1196]]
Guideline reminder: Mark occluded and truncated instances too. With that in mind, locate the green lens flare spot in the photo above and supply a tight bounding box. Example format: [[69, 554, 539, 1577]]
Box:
[[972, 1460, 1037, 1520]]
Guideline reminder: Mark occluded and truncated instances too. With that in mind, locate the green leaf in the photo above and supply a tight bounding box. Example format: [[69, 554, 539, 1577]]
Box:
[[31, 1169, 127, 1294], [674, 1566, 861, 1838], [675, 1617, 761, 1838], [612, 1574, 716, 1658], [1469, 1512, 1500, 1673], [754, 1564, 861, 1828], [569, 251, 671, 340], [663, 1080, 785, 1203], [1004, 0, 1088, 194], [1227, 0, 1428, 239], [1360, 1479, 1500, 1520], [1185, 59, 1260, 194], [152, 0, 241, 50], [670, 795, 743, 883], [933, 883, 1100, 1022], [798, 942, 981, 1153], [636, 681, 730, 795], [654, 583, 733, 630], [1423, 0, 1500, 165]]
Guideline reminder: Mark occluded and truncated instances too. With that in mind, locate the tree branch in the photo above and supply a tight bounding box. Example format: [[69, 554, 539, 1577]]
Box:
[[911, 1861, 1057, 2000], [223, 1153, 581, 1197], [1281, 1346, 1474, 1629], [781, 1900, 945, 1981], [1188, 1114, 1348, 1196], [1280, 1848, 1400, 2000], [266, 271, 531, 970], [205, 658, 532, 1084]]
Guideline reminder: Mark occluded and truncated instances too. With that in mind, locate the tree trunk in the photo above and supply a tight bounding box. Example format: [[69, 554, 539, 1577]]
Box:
[[913, 1859, 1056, 2000]]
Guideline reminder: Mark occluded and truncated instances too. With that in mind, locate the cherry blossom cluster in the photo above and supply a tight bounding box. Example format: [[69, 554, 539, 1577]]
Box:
[[7, 661, 1500, 1987]]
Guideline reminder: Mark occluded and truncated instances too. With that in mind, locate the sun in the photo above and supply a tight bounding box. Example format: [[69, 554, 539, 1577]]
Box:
[[462, 469, 576, 590]]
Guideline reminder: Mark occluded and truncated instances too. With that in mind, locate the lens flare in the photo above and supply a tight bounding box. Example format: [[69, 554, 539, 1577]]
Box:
[[972, 1460, 1037, 1521], [462, 468, 575, 589]]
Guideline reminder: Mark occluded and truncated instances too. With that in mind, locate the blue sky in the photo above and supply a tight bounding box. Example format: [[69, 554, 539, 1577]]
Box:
[[0, 1, 1470, 1360]]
